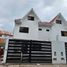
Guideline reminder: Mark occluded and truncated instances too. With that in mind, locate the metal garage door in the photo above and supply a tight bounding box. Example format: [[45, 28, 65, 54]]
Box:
[[6, 39, 52, 63], [65, 42, 67, 63]]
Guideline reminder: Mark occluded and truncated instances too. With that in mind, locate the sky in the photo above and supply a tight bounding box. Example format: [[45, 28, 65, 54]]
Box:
[[0, 0, 67, 32]]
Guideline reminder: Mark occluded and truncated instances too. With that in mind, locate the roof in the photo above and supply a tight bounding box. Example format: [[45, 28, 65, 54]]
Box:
[[38, 22, 52, 27], [0, 31, 13, 36], [39, 13, 63, 27], [15, 8, 65, 27], [15, 8, 41, 24]]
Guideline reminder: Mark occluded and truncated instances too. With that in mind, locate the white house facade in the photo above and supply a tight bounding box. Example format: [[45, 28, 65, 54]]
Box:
[[4, 9, 67, 64], [13, 9, 67, 42]]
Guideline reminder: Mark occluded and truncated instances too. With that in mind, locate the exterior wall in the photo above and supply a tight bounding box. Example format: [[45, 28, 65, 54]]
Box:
[[50, 21, 67, 41], [38, 27, 51, 41], [13, 10, 67, 64], [14, 11, 39, 40], [38, 19, 67, 42], [52, 41, 66, 64]]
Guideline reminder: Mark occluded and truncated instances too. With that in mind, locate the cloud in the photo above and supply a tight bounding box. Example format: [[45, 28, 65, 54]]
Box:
[[0, 0, 28, 18], [0, 18, 14, 32], [0, 24, 3, 27], [32, 0, 67, 21]]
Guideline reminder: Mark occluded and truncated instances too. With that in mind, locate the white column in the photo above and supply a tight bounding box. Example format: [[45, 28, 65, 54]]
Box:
[[3, 38, 9, 63]]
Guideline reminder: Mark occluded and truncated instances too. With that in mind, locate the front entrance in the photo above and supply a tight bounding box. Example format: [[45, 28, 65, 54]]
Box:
[[6, 39, 52, 63]]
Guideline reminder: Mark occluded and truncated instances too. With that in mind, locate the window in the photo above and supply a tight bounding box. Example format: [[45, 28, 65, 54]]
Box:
[[53, 58, 57, 60], [46, 29, 49, 32], [54, 52, 56, 56], [61, 58, 64, 60], [56, 20, 61, 24], [19, 27, 29, 33], [38, 28, 42, 31], [61, 31, 67, 36], [28, 16, 34, 21], [61, 52, 63, 56]]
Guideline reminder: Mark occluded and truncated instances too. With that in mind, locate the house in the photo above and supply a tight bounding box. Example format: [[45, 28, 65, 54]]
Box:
[[14, 8, 40, 40], [14, 9, 67, 41], [4, 9, 67, 64]]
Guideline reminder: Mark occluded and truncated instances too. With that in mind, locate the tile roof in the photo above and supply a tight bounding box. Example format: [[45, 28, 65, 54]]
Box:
[[39, 13, 60, 27], [0, 31, 13, 36]]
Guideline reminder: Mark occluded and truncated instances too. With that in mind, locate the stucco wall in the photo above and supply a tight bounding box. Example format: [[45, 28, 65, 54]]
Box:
[[52, 41, 66, 64], [38, 27, 51, 41], [14, 11, 39, 40], [50, 21, 67, 41]]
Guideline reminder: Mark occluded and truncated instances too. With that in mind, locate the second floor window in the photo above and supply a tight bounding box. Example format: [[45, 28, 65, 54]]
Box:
[[19, 27, 29, 33], [56, 20, 62, 24], [46, 29, 49, 32], [38, 28, 42, 31], [61, 31, 67, 36], [28, 16, 34, 21]]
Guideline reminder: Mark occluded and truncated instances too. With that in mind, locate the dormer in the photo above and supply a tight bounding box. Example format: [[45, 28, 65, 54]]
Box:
[[49, 13, 67, 26], [55, 13, 62, 24], [21, 8, 40, 22], [14, 8, 40, 25]]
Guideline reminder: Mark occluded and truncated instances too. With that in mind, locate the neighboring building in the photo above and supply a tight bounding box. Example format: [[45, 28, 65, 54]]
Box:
[[0, 30, 13, 38], [0, 30, 13, 63], [4, 9, 67, 64]]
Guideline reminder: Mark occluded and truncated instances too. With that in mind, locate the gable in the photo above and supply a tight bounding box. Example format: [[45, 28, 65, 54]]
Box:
[[15, 10, 67, 27], [50, 13, 67, 25], [21, 8, 41, 22]]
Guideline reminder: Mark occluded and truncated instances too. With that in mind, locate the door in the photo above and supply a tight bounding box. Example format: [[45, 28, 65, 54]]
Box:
[[6, 39, 52, 63]]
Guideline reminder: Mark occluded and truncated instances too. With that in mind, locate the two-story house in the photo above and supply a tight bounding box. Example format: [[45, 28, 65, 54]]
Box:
[[4, 9, 67, 64]]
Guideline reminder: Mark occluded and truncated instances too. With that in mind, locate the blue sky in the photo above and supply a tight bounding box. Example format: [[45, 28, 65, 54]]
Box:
[[0, 0, 67, 32]]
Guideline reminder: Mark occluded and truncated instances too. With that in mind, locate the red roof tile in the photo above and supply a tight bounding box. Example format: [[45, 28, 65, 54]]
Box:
[[0, 31, 13, 36], [39, 14, 60, 27]]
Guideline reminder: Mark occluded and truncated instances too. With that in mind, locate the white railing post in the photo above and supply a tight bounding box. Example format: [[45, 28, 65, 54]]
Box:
[[3, 38, 9, 63]]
